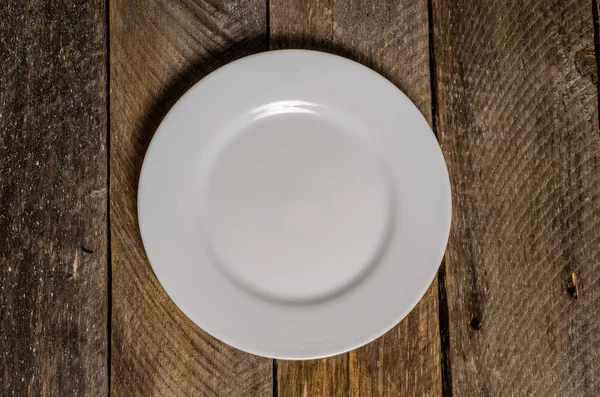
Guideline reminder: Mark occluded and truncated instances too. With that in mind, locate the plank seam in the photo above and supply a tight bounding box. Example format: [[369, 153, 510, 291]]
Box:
[[272, 360, 278, 397], [427, 0, 453, 396], [437, 261, 453, 397], [105, 0, 112, 394], [428, 0, 439, 136]]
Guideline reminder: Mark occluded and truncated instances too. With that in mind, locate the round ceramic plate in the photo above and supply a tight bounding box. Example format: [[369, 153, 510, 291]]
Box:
[[138, 50, 451, 359]]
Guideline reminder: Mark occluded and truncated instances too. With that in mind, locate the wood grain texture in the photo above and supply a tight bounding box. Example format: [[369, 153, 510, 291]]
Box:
[[0, 0, 108, 396], [270, 1, 442, 396], [109, 0, 271, 396], [433, 0, 600, 395]]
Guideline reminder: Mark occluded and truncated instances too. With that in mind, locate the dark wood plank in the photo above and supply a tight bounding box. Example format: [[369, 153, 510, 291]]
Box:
[[270, 1, 442, 396], [0, 1, 108, 395], [109, 1, 271, 395], [433, 0, 600, 395]]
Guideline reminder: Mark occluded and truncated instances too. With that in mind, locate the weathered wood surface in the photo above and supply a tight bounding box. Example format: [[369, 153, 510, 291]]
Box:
[[4, 1, 600, 396], [433, 0, 600, 395], [0, 1, 108, 396], [109, 0, 272, 396], [271, 1, 443, 396]]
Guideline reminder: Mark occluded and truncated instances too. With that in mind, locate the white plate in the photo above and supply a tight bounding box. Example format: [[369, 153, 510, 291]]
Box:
[[138, 50, 451, 359]]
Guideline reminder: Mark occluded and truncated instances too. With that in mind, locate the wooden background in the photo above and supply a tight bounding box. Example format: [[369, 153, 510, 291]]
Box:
[[2, 0, 599, 396]]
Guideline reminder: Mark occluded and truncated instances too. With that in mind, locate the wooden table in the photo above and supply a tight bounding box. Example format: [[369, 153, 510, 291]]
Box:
[[2, 0, 599, 396]]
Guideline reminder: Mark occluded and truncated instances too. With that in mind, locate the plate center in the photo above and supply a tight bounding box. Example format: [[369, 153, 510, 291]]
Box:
[[200, 109, 392, 302]]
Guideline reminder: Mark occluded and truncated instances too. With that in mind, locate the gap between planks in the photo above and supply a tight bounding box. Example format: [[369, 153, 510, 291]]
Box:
[[106, 0, 112, 394]]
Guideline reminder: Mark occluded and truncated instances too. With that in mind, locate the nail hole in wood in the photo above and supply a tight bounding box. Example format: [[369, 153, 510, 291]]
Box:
[[80, 246, 94, 254], [567, 272, 579, 299], [470, 313, 481, 331]]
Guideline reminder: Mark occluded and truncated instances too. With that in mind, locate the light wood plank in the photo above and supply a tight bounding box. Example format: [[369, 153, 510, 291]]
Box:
[[0, 0, 108, 395], [433, 0, 600, 395], [271, 1, 443, 396], [109, 0, 271, 395]]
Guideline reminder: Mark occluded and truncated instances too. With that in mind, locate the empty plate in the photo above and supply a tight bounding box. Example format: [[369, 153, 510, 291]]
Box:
[[138, 50, 451, 359]]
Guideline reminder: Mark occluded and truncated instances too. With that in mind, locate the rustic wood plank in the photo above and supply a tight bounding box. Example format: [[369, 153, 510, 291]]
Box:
[[109, 1, 271, 395], [270, 1, 442, 396], [0, 1, 108, 396], [433, 0, 600, 395]]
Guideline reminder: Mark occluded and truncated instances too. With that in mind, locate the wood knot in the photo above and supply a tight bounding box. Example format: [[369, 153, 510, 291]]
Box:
[[566, 272, 579, 299], [574, 49, 597, 83]]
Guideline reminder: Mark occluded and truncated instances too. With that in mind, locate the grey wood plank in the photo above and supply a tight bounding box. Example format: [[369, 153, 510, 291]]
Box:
[[109, 0, 272, 395], [433, 0, 600, 395], [270, 1, 443, 396], [0, 0, 108, 395]]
